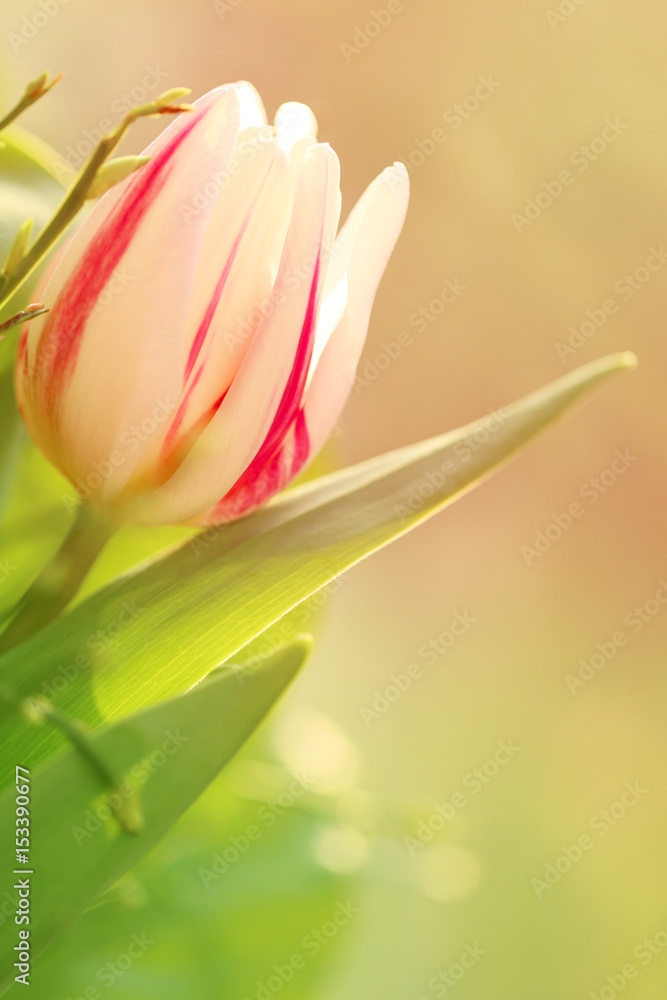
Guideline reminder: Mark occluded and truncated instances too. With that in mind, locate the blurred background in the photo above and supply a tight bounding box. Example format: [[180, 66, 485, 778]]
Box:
[[1, 0, 666, 997]]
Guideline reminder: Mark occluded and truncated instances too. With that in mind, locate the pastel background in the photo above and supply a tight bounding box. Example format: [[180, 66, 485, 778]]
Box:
[[1, 1, 665, 998]]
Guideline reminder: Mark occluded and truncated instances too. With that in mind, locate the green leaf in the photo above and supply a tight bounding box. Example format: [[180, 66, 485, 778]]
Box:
[[1, 217, 33, 276], [0, 637, 310, 994], [0, 125, 70, 347], [0, 353, 635, 773], [0, 127, 69, 543]]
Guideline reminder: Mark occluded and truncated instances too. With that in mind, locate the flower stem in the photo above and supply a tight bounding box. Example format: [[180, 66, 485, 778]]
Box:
[[0, 93, 192, 313], [0, 504, 115, 655], [0, 71, 63, 135]]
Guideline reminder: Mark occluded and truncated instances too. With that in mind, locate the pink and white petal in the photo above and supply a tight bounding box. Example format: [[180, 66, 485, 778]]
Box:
[[235, 81, 269, 129], [190, 409, 309, 525], [303, 162, 409, 456], [131, 143, 342, 525], [24, 86, 237, 382], [30, 87, 241, 502], [275, 102, 318, 156], [142, 139, 291, 472], [193, 162, 410, 524]]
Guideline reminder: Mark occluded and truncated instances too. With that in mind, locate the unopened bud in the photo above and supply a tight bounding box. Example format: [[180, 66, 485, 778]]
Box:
[[155, 87, 191, 108], [25, 70, 63, 99], [25, 71, 49, 98], [87, 155, 151, 199]]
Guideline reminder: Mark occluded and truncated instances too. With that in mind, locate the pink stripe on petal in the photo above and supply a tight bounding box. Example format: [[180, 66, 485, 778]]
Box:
[[36, 104, 215, 421], [129, 143, 340, 526], [203, 407, 310, 523], [161, 364, 205, 456], [184, 222, 247, 385], [172, 151, 284, 445], [216, 250, 321, 508]]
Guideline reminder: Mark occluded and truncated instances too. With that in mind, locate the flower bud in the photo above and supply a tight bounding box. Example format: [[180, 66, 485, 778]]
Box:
[[16, 83, 409, 526]]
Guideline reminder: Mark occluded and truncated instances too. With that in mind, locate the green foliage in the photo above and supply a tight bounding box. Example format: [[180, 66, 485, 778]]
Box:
[[0, 127, 68, 555], [0, 354, 634, 773], [0, 145, 635, 983], [0, 125, 69, 357], [0, 638, 311, 993]]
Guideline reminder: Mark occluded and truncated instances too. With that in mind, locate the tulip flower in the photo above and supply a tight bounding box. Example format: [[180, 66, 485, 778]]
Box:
[[15, 82, 409, 526]]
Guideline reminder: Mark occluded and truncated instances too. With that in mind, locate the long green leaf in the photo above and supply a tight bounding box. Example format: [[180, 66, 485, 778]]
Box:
[[0, 353, 635, 774], [0, 637, 310, 994]]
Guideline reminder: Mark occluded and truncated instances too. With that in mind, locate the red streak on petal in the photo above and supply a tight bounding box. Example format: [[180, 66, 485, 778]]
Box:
[[183, 155, 279, 386], [159, 374, 229, 476], [289, 407, 310, 477], [36, 103, 215, 423], [233, 251, 320, 485], [184, 224, 245, 385], [210, 247, 322, 521], [162, 363, 205, 454], [207, 408, 310, 523]]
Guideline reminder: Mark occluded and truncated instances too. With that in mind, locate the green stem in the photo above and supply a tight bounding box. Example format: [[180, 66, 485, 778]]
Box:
[[0, 96, 32, 133], [0, 129, 123, 309], [0, 97, 191, 312], [0, 73, 62, 134], [0, 504, 115, 655]]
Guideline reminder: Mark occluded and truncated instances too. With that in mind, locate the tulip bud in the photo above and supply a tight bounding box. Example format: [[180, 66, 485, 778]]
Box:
[[16, 82, 409, 527]]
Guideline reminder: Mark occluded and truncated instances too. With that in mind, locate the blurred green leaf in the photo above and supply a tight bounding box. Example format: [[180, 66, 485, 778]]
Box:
[[0, 127, 69, 555], [0, 125, 70, 362], [0, 637, 310, 994], [22, 775, 351, 999], [0, 354, 634, 776]]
